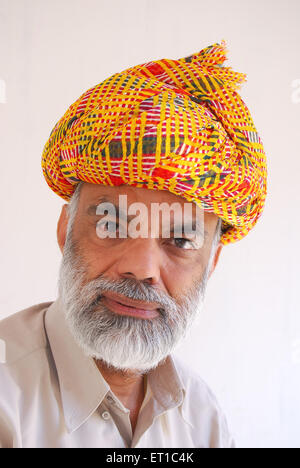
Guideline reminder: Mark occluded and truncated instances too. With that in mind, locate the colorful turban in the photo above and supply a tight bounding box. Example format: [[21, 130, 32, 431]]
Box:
[[42, 40, 267, 245]]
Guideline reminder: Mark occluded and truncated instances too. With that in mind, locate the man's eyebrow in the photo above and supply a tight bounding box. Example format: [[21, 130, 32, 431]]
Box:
[[170, 220, 208, 237], [87, 196, 112, 214], [87, 198, 135, 222]]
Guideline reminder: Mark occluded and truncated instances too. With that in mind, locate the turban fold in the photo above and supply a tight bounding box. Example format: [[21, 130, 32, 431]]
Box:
[[42, 40, 267, 245]]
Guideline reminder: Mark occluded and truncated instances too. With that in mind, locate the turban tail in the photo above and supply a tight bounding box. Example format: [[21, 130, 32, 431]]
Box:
[[41, 40, 267, 245]]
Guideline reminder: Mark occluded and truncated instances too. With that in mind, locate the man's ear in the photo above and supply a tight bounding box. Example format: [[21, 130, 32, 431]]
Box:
[[208, 243, 223, 280], [57, 204, 69, 254]]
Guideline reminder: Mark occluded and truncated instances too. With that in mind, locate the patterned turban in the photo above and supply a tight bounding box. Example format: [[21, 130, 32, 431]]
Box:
[[42, 40, 267, 245]]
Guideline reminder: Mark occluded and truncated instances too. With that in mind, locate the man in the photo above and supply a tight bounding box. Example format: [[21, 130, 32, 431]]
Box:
[[0, 40, 267, 448]]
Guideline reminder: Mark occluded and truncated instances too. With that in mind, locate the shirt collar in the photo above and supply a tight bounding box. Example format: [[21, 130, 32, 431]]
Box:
[[44, 298, 193, 433]]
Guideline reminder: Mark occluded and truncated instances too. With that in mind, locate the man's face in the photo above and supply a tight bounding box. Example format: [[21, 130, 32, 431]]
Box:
[[57, 183, 222, 374]]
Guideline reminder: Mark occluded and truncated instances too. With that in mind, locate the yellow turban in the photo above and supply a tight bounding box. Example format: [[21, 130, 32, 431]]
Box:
[[42, 40, 267, 245]]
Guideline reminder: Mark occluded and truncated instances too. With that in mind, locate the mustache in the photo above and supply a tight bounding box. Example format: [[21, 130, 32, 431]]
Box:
[[83, 275, 178, 316]]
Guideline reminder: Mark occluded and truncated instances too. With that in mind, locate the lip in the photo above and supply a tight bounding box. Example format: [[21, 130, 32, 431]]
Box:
[[101, 292, 161, 319]]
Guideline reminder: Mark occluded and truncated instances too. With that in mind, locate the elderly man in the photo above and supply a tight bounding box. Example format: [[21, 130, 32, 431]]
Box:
[[0, 40, 267, 448]]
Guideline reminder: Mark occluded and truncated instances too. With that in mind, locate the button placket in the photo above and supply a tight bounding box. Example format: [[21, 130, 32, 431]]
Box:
[[106, 394, 129, 414], [101, 411, 111, 420]]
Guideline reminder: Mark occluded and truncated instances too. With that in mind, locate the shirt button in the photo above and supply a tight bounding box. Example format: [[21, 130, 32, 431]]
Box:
[[101, 411, 111, 420], [106, 395, 114, 403]]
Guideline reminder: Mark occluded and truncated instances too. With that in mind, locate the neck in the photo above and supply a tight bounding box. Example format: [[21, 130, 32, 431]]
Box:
[[94, 359, 147, 434], [94, 358, 146, 401]]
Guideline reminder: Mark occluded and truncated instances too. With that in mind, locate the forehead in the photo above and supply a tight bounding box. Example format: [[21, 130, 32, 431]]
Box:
[[79, 182, 188, 206], [77, 182, 219, 226]]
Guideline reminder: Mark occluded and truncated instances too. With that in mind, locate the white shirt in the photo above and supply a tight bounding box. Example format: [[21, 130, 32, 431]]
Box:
[[0, 299, 236, 448]]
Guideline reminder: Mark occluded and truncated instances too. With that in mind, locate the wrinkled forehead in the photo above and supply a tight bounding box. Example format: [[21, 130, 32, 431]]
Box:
[[76, 182, 219, 229], [79, 182, 192, 209]]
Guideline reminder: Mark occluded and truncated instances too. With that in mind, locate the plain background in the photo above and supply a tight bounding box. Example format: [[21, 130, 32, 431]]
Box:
[[0, 0, 299, 448]]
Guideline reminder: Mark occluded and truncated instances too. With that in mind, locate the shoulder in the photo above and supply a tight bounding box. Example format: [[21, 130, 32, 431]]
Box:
[[0, 302, 54, 447], [172, 353, 221, 406], [172, 353, 236, 448], [0, 301, 53, 365]]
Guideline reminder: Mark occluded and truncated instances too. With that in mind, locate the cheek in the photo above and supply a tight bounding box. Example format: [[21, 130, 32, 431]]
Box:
[[161, 253, 207, 299], [84, 246, 117, 278], [72, 225, 117, 277]]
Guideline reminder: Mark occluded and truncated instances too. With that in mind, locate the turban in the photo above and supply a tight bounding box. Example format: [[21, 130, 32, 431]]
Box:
[[42, 40, 267, 245]]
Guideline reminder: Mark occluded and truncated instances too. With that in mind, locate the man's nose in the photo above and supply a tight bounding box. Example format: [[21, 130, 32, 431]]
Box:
[[115, 238, 162, 285]]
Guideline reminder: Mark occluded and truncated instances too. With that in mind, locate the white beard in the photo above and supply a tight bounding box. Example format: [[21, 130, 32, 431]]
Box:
[[58, 232, 210, 374]]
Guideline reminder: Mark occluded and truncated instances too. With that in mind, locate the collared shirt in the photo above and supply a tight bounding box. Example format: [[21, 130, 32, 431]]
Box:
[[0, 299, 236, 448]]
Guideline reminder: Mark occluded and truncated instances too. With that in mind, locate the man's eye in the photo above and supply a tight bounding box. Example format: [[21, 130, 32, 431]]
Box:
[[171, 238, 195, 250], [96, 218, 120, 238], [99, 220, 119, 231]]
